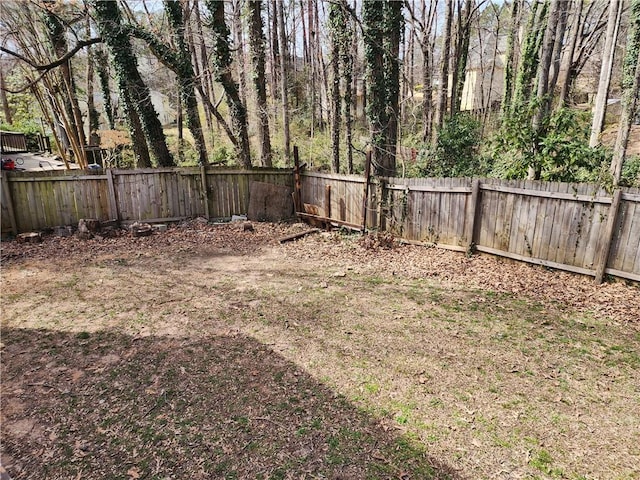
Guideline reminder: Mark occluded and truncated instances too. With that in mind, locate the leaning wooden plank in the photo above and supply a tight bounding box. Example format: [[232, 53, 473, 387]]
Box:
[[297, 212, 362, 230], [594, 189, 623, 283], [277, 228, 321, 244]]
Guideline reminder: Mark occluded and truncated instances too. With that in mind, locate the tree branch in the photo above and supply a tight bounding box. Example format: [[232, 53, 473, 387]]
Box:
[[0, 37, 102, 72]]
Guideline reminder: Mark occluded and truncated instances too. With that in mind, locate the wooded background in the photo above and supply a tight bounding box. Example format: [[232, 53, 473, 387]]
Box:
[[1, 0, 639, 187]]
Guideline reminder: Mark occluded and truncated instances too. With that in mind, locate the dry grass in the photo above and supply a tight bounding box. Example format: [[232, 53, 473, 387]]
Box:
[[2, 222, 639, 479]]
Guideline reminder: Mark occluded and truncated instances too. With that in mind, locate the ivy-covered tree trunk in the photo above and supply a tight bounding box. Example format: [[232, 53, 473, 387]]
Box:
[[363, 0, 387, 174], [95, 48, 115, 129], [611, 0, 640, 184], [91, 0, 174, 167], [530, 0, 561, 179], [501, 0, 520, 117], [511, 0, 547, 114], [248, 0, 273, 167], [85, 16, 99, 136], [165, 0, 208, 166], [206, 0, 252, 168], [329, 1, 342, 173], [382, 0, 402, 176]]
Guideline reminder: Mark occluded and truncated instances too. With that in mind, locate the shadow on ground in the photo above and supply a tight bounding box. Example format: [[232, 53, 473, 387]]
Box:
[[1, 327, 462, 480]]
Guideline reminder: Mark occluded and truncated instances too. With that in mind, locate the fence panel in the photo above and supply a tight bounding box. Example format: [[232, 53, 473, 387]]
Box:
[[298, 172, 639, 282], [5, 172, 109, 232], [300, 172, 366, 227], [607, 188, 640, 278]]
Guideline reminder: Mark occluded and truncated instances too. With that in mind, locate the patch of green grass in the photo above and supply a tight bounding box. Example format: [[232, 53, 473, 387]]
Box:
[[529, 449, 564, 477]]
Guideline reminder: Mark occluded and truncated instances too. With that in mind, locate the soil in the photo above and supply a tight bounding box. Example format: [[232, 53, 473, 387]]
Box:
[[1, 220, 639, 479]]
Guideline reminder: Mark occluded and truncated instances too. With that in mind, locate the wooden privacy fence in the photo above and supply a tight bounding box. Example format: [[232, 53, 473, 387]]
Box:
[[1, 167, 293, 235], [300, 173, 640, 283], [2, 166, 638, 284]]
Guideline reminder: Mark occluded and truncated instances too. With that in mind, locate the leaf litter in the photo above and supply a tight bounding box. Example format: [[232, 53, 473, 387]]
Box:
[[1, 221, 639, 479]]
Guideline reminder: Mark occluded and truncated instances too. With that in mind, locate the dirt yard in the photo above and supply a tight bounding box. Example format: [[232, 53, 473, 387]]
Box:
[[1, 221, 639, 480]]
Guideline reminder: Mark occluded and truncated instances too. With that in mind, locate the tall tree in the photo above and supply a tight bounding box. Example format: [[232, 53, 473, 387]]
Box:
[[205, 0, 252, 168], [329, 0, 342, 172], [363, 0, 402, 176], [384, 0, 403, 172], [589, 0, 623, 147], [95, 48, 115, 129], [248, 0, 273, 167], [85, 14, 99, 138], [43, 7, 88, 167], [530, 0, 562, 179], [277, 0, 291, 164], [91, 0, 174, 167], [434, 0, 453, 142], [0, 65, 12, 125], [556, 0, 583, 108], [450, 0, 476, 116], [501, 0, 521, 116], [363, 0, 387, 173], [405, 0, 439, 143], [341, 0, 355, 174], [611, 0, 640, 184]]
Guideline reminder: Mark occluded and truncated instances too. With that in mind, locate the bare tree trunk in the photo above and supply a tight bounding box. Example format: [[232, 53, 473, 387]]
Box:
[[434, 0, 453, 143], [277, 0, 291, 164], [589, 0, 623, 147], [300, 0, 309, 65], [611, 0, 640, 184], [269, 0, 280, 103], [548, 0, 569, 96], [0, 68, 13, 125], [85, 15, 98, 136], [233, 0, 248, 108], [557, 0, 583, 108], [248, 0, 273, 167], [451, 0, 473, 116]]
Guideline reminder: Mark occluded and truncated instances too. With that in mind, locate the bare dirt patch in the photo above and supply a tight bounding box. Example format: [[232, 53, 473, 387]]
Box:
[[2, 221, 639, 479]]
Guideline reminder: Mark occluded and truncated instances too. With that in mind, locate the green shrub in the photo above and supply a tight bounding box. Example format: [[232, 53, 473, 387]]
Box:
[[491, 104, 610, 182], [418, 113, 488, 177]]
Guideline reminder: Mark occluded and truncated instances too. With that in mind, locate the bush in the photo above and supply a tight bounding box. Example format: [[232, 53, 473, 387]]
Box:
[[419, 113, 488, 177], [490, 104, 609, 182], [621, 155, 640, 187]]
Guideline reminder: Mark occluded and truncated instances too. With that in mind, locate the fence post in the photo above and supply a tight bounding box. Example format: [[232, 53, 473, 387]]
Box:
[[361, 150, 372, 232], [1, 172, 18, 235], [594, 189, 622, 284], [200, 165, 210, 220], [106, 169, 120, 222], [465, 179, 481, 251]]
